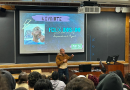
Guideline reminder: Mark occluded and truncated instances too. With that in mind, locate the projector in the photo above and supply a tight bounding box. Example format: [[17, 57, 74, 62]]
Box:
[[78, 6, 101, 14]]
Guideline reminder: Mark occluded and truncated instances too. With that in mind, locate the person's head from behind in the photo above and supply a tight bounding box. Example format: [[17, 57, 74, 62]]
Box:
[[125, 73, 130, 86], [32, 26, 42, 42], [99, 74, 107, 82], [101, 67, 106, 74], [41, 74, 46, 79], [69, 74, 77, 81], [96, 72, 123, 90], [47, 75, 52, 80], [65, 77, 95, 90], [60, 75, 67, 84], [28, 71, 42, 88], [0, 72, 11, 90], [52, 71, 59, 80], [60, 48, 65, 55], [15, 87, 27, 90], [115, 70, 125, 83], [86, 74, 99, 87], [18, 72, 28, 84], [34, 79, 53, 90]]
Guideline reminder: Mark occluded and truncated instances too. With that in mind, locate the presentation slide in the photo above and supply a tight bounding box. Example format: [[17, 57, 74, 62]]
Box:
[[19, 11, 84, 54]]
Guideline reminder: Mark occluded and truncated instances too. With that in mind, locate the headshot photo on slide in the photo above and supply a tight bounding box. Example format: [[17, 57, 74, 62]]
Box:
[[24, 24, 45, 45]]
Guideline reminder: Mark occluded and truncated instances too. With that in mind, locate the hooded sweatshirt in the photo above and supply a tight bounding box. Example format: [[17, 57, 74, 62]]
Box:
[[99, 74, 107, 82], [50, 80, 66, 90], [96, 72, 123, 90]]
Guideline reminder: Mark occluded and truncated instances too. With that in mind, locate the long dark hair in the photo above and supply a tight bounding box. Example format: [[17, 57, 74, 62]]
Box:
[[18, 72, 28, 84], [115, 70, 125, 83], [125, 73, 130, 87]]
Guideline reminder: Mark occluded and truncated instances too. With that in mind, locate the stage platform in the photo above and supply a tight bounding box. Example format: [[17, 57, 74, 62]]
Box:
[[0, 61, 127, 69], [0, 62, 127, 80]]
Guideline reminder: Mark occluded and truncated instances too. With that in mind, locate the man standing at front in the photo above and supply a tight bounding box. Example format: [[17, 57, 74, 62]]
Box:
[[56, 48, 74, 82]]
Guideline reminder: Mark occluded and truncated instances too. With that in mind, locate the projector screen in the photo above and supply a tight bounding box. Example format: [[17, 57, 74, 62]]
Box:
[[19, 11, 84, 54]]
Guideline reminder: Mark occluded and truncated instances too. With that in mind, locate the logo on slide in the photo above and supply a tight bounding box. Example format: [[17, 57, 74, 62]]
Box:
[[71, 44, 82, 49]]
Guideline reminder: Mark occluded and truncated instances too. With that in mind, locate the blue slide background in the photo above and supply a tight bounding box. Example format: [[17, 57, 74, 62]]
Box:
[[20, 12, 84, 53]]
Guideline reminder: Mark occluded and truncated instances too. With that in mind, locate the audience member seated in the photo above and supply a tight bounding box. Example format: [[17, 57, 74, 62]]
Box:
[[96, 72, 123, 90], [28, 71, 42, 90], [115, 70, 125, 84], [15, 72, 29, 90], [15, 87, 27, 90], [60, 75, 68, 84], [50, 71, 66, 90], [34, 79, 54, 90], [86, 74, 99, 87], [0, 69, 16, 90], [47, 75, 52, 80], [69, 74, 77, 81], [123, 73, 130, 90], [99, 67, 107, 82], [0, 71, 12, 90], [65, 77, 95, 90], [41, 74, 46, 79], [78, 75, 86, 78]]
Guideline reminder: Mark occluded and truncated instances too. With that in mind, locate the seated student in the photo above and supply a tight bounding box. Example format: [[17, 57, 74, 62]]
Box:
[[15, 72, 29, 90], [115, 70, 125, 84], [99, 67, 107, 82], [123, 73, 130, 90], [15, 87, 27, 90], [78, 75, 86, 78], [96, 72, 123, 90], [47, 75, 52, 80], [50, 71, 66, 90], [65, 77, 95, 90], [0, 69, 16, 90], [28, 72, 42, 90], [86, 74, 99, 87], [60, 75, 68, 84], [34, 79, 54, 90], [41, 74, 46, 79], [69, 74, 77, 81], [0, 71, 12, 90]]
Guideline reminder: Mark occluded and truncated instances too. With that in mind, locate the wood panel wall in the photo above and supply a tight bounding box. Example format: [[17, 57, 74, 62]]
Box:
[[124, 13, 130, 74], [0, 5, 15, 10]]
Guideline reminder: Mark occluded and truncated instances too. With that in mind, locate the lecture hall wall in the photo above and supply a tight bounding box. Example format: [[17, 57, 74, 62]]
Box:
[[0, 5, 130, 75], [13, 12, 130, 75]]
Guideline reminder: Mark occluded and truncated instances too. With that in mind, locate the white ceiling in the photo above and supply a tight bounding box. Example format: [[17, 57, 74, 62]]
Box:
[[0, 0, 130, 5]]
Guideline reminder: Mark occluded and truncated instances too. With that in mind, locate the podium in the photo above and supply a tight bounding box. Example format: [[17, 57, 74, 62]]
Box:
[[103, 62, 124, 76], [72, 62, 124, 78]]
